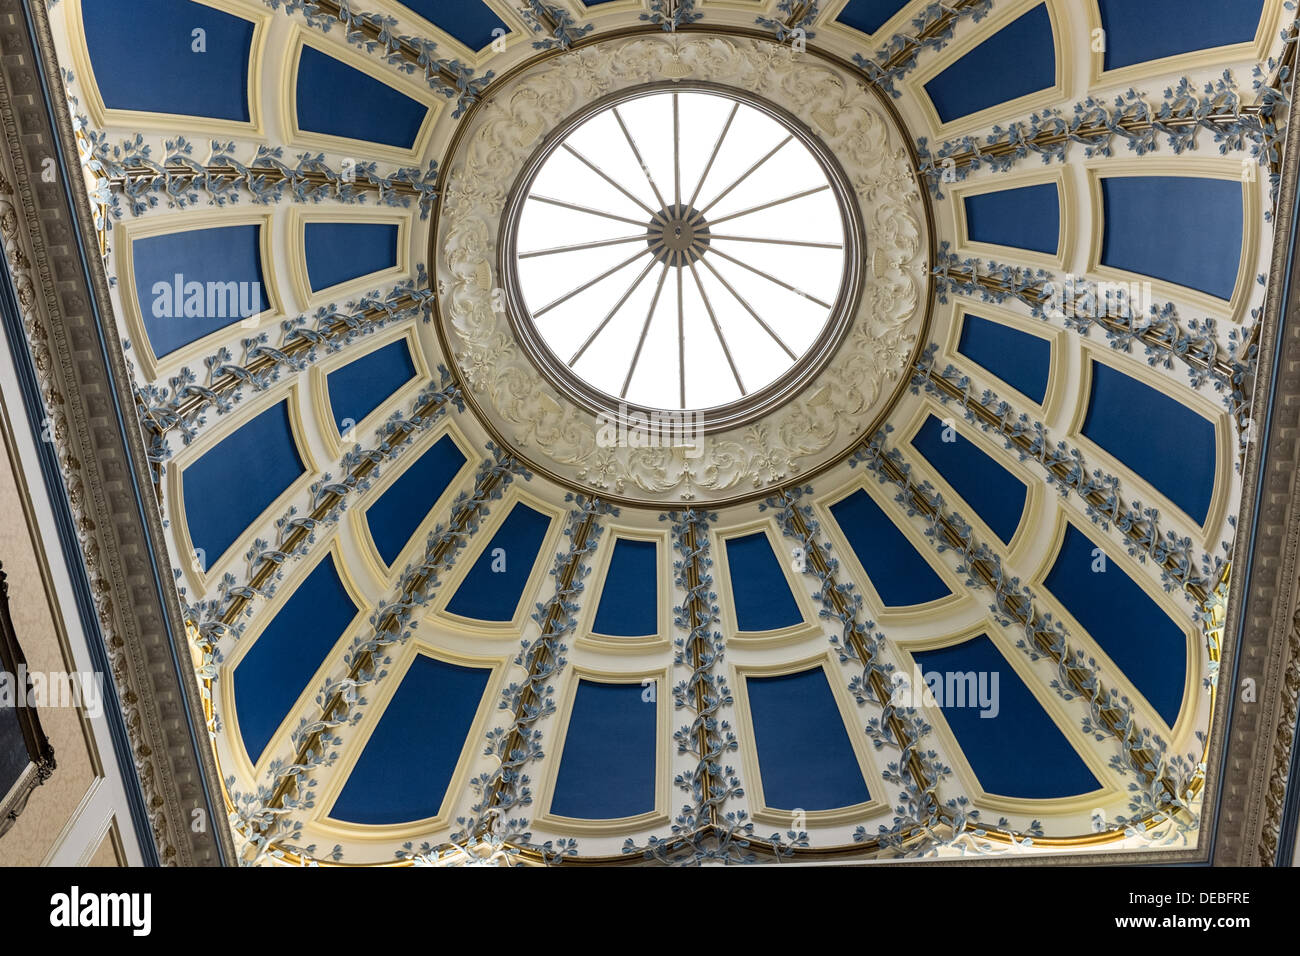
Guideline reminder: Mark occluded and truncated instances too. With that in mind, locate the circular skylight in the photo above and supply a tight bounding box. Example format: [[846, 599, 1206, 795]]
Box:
[[501, 84, 862, 425]]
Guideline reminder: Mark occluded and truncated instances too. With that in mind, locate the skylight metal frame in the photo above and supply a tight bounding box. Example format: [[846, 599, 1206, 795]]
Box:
[[498, 81, 866, 434]]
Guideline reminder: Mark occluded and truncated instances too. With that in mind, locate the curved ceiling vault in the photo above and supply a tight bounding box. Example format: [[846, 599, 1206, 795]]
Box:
[[42, 0, 1291, 865]]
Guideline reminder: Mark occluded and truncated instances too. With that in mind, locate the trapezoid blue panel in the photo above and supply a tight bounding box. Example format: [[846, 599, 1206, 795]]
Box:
[[551, 680, 657, 819], [184, 401, 305, 564], [747, 668, 870, 811], [957, 313, 1051, 405], [1081, 361, 1217, 525], [444, 503, 553, 622], [397, 1, 508, 50], [132, 224, 269, 358], [296, 46, 428, 149], [1043, 524, 1188, 726], [83, 0, 254, 121], [1098, 0, 1265, 71], [330, 655, 490, 825], [592, 538, 659, 637], [911, 415, 1028, 545], [963, 183, 1060, 256], [366, 434, 468, 568], [829, 488, 950, 607], [924, 4, 1056, 124], [304, 222, 400, 293], [326, 338, 418, 435], [233, 553, 360, 763], [1100, 176, 1243, 301], [724, 532, 802, 632], [836, 0, 909, 35], [913, 635, 1101, 799]]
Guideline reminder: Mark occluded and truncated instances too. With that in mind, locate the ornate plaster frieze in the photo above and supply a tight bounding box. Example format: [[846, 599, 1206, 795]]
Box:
[[434, 31, 931, 506]]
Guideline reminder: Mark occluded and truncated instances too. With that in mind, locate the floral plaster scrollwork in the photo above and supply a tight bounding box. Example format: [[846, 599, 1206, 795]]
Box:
[[435, 33, 930, 504]]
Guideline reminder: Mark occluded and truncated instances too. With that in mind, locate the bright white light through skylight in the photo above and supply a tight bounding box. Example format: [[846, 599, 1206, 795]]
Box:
[[509, 88, 852, 413]]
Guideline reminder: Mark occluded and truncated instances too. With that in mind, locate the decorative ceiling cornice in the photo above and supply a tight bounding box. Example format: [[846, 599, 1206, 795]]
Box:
[[1211, 63, 1300, 864], [7, 0, 1300, 867], [0, 0, 234, 866]]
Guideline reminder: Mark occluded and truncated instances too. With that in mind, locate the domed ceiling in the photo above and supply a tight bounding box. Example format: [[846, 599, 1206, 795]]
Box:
[[43, 0, 1291, 864]]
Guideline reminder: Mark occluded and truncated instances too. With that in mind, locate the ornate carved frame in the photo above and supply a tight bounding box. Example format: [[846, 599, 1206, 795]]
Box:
[[0, 0, 1294, 865], [0, 564, 56, 839]]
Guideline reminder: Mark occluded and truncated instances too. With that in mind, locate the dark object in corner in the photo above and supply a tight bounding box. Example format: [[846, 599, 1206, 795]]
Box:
[[0, 562, 55, 839]]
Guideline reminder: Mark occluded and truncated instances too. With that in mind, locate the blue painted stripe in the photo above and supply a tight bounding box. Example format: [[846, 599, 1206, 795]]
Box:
[[913, 635, 1101, 799], [911, 415, 1027, 545], [829, 488, 950, 607], [326, 338, 417, 435], [1043, 524, 1188, 726], [132, 224, 268, 358], [330, 655, 490, 824], [296, 46, 428, 149], [1098, 0, 1265, 71], [233, 554, 360, 763], [924, 4, 1055, 123], [836, 0, 909, 35], [445, 503, 553, 622], [963, 183, 1060, 256], [184, 402, 305, 563], [83, 0, 254, 122], [551, 680, 657, 819], [305, 222, 399, 293], [1082, 361, 1217, 525], [724, 532, 803, 632], [397, 1, 508, 50], [1100, 176, 1243, 301], [957, 313, 1051, 404], [747, 668, 870, 811], [592, 538, 659, 637], [366, 434, 468, 567]]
